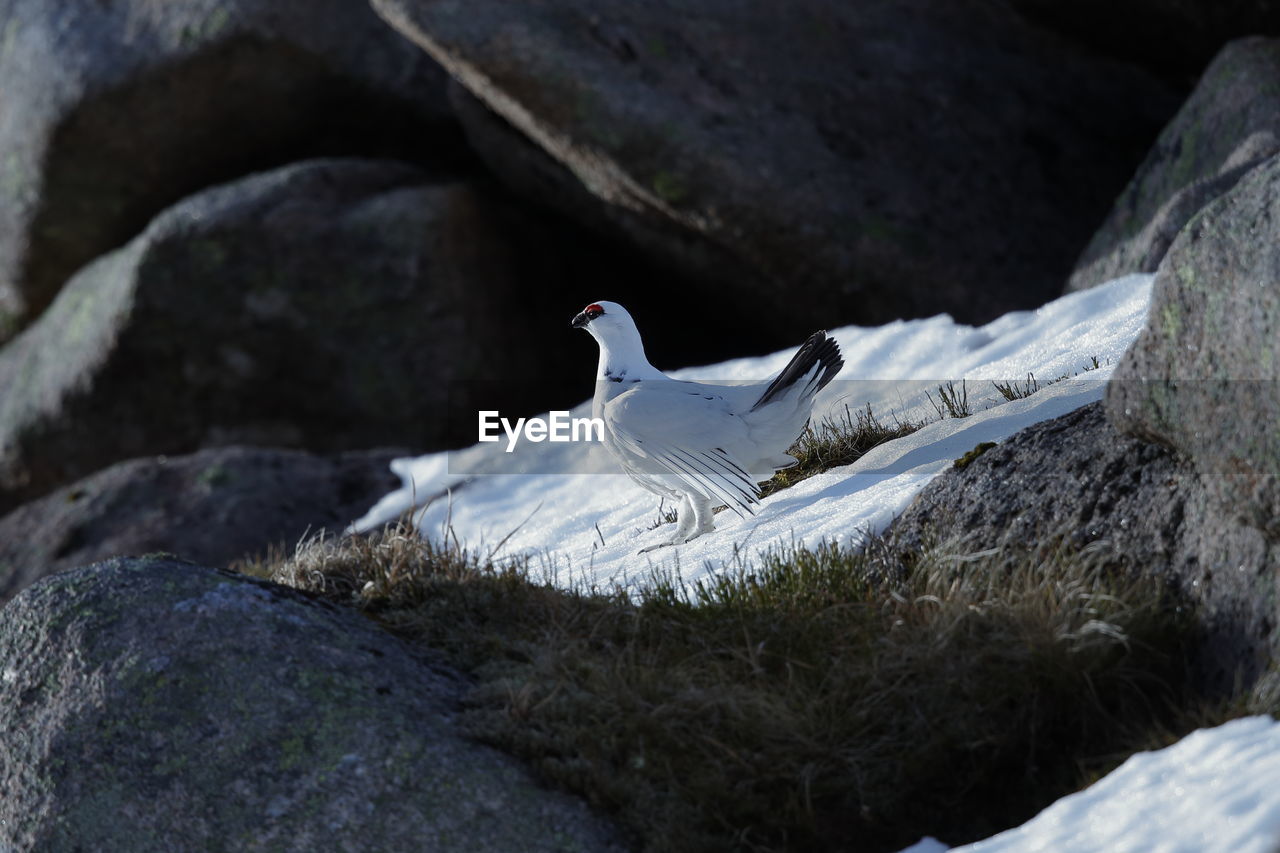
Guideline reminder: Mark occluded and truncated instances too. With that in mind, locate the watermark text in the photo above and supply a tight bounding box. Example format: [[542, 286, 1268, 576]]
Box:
[[478, 411, 604, 452]]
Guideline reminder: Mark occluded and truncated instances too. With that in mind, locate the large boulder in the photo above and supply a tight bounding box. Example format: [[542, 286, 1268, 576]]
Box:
[[889, 403, 1277, 691], [1067, 38, 1280, 292], [0, 557, 625, 851], [0, 0, 459, 338], [894, 142, 1280, 692], [372, 0, 1176, 333], [898, 146, 1280, 688], [1107, 152, 1280, 543], [0, 446, 403, 605], [0, 158, 593, 512]]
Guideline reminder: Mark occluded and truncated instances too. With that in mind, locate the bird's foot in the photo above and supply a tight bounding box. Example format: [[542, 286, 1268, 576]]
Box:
[[637, 541, 675, 554], [639, 512, 715, 553]]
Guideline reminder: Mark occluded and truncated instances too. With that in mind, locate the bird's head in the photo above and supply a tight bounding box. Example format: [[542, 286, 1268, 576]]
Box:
[[571, 300, 660, 378], [570, 300, 635, 341]]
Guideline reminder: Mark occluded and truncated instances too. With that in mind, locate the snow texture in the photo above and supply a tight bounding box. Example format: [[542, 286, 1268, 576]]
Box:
[[354, 274, 1152, 592]]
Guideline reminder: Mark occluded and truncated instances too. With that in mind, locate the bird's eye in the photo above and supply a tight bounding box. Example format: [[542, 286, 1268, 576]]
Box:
[[585, 303, 604, 318]]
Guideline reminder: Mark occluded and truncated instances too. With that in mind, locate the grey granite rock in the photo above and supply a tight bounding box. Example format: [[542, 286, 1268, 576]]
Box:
[[0, 445, 403, 605], [0, 158, 587, 511], [0, 0, 459, 338], [0, 557, 625, 852], [374, 0, 1175, 332], [1067, 38, 1280, 292], [1107, 152, 1280, 543], [890, 403, 1278, 692]]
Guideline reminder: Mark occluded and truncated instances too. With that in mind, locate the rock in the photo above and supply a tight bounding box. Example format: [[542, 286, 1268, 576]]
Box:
[[0, 557, 625, 851], [891, 403, 1187, 567], [0, 446, 404, 605], [1067, 38, 1280, 292], [889, 403, 1278, 691], [1107, 152, 1280, 543], [372, 0, 1176, 333], [0, 0, 461, 338], [1010, 0, 1280, 85], [0, 158, 592, 512], [444, 80, 767, 324]]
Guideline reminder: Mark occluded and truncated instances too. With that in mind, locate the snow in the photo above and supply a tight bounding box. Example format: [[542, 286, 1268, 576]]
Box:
[[905, 716, 1280, 853], [350, 271, 1280, 853], [353, 273, 1153, 592]]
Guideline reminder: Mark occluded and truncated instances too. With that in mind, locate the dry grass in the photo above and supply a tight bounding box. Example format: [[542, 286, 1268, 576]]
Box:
[[760, 404, 921, 498], [925, 380, 971, 419], [261, 525, 1203, 853], [993, 373, 1044, 402]]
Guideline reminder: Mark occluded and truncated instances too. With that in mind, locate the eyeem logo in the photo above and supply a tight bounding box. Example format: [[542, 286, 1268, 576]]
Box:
[[478, 411, 605, 453]]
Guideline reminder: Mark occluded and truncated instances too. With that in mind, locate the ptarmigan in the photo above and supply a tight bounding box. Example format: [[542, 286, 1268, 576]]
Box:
[[571, 301, 844, 550]]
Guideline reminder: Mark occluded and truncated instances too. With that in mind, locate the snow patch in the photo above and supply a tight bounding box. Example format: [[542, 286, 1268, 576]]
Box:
[[908, 716, 1280, 853], [354, 274, 1153, 592]]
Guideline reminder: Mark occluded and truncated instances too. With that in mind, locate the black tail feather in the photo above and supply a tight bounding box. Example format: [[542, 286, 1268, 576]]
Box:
[[750, 331, 844, 411]]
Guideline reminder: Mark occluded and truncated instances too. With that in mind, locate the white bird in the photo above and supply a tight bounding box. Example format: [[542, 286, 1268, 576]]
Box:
[[571, 301, 844, 551]]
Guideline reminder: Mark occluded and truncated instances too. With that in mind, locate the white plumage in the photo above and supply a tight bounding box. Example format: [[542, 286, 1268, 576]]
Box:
[[570, 301, 844, 550]]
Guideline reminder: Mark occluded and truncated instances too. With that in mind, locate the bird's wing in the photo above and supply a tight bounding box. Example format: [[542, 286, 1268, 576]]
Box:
[[604, 383, 761, 517]]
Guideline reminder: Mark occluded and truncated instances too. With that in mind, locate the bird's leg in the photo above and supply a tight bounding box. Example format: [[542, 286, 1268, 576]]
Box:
[[639, 495, 696, 553], [683, 495, 717, 542]]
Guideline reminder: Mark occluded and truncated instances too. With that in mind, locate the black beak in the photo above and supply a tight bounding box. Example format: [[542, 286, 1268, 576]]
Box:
[[570, 311, 590, 329]]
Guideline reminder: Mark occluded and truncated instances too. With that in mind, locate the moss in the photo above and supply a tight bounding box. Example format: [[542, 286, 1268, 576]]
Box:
[[651, 169, 689, 205], [1142, 380, 1180, 440], [953, 441, 997, 470], [1167, 118, 1202, 191], [203, 7, 232, 39], [278, 734, 310, 771], [0, 152, 30, 202], [178, 6, 233, 46], [1161, 300, 1183, 341], [0, 18, 18, 64], [197, 463, 231, 489], [0, 302, 18, 341]]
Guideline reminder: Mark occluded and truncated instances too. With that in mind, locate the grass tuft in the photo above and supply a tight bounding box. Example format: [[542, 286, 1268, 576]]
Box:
[[644, 498, 681, 531], [991, 356, 1106, 403], [760, 404, 921, 499], [263, 526, 1203, 853], [925, 380, 971, 419], [993, 373, 1042, 402]]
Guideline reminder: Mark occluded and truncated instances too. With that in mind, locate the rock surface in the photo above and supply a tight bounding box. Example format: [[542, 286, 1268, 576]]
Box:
[[373, 0, 1176, 333], [1108, 152, 1280, 543], [0, 446, 403, 605], [0, 158, 590, 512], [0, 557, 625, 852], [1068, 38, 1280, 292], [0, 0, 461, 338], [889, 403, 1278, 691]]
